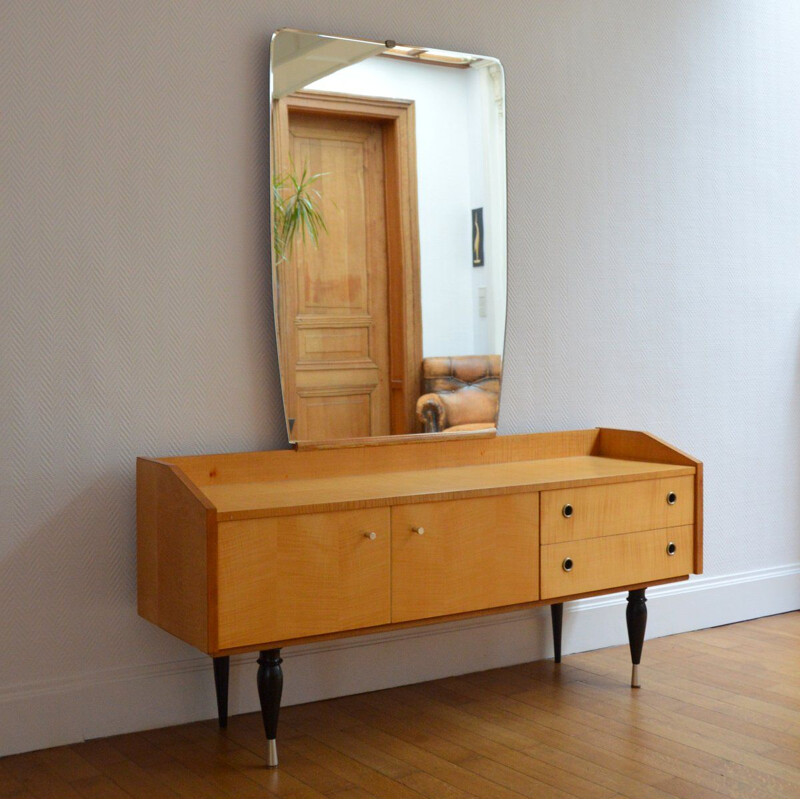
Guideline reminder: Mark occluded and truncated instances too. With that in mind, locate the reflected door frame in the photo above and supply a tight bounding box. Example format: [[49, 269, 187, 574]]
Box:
[[273, 90, 422, 439]]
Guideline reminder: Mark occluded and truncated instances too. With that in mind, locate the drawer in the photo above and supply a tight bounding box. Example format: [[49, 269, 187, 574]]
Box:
[[540, 475, 694, 544], [540, 524, 693, 599], [391, 493, 538, 623], [216, 508, 390, 649]]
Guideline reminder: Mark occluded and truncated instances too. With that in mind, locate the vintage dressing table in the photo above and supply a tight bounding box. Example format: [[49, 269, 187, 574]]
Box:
[[137, 30, 703, 767]]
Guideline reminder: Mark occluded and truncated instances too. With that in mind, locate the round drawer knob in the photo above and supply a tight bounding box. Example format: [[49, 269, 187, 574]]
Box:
[[413, 526, 425, 535], [364, 531, 377, 540], [562, 557, 574, 572], [666, 541, 677, 556], [562, 503, 574, 519], [666, 491, 677, 505]]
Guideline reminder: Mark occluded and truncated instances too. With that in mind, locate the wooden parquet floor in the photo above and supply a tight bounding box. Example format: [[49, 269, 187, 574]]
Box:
[[2, 612, 799, 798]]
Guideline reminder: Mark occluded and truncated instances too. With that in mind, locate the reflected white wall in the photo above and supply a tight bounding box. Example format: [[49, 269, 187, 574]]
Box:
[[309, 57, 506, 358]]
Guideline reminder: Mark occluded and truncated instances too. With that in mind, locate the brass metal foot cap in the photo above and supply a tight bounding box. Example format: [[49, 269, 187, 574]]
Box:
[[267, 739, 278, 767]]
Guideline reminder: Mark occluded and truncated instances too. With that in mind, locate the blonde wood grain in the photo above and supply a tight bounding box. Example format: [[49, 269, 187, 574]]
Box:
[[162, 428, 602, 486], [294, 427, 496, 450], [211, 576, 687, 656], [137, 430, 703, 656], [136, 458, 212, 652], [216, 508, 390, 650], [201, 456, 694, 521], [596, 428, 704, 573], [695, 462, 704, 573], [391, 494, 539, 622], [594, 428, 699, 466], [136, 458, 160, 623], [541, 524, 694, 599], [540, 475, 695, 544]]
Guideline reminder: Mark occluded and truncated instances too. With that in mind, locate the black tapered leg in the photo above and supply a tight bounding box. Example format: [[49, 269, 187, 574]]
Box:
[[626, 588, 647, 687], [212, 656, 230, 728], [551, 603, 564, 663], [257, 649, 283, 767]]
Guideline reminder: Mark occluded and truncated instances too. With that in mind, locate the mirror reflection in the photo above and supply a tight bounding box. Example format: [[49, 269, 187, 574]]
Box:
[[271, 29, 506, 443]]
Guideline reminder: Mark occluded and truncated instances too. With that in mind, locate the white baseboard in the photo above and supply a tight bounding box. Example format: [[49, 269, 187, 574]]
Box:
[[2, 563, 798, 757]]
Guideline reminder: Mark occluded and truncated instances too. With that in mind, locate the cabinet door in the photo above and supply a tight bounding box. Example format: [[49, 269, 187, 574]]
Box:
[[216, 508, 390, 650], [391, 494, 538, 623]]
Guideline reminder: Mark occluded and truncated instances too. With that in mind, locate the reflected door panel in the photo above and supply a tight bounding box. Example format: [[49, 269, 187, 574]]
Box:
[[276, 107, 391, 440]]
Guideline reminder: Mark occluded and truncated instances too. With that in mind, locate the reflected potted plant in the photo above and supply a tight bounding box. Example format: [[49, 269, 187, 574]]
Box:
[[272, 162, 328, 262]]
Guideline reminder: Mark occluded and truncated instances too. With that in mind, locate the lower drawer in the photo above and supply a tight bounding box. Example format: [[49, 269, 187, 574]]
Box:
[[540, 475, 695, 544], [540, 525, 693, 599]]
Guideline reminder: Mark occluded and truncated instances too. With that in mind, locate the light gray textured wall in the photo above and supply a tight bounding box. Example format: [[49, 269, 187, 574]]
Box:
[[2, 0, 800, 753]]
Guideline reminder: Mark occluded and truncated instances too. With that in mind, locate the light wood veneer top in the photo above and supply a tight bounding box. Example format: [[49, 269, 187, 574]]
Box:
[[199, 455, 695, 521]]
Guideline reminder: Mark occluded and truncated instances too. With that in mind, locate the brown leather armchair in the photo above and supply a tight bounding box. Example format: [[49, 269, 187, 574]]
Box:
[[416, 355, 501, 433]]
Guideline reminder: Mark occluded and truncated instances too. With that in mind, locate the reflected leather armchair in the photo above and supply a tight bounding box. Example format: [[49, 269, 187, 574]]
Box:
[[416, 355, 501, 433]]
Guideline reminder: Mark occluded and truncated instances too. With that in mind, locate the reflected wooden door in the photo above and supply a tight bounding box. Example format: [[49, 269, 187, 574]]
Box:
[[274, 92, 422, 442]]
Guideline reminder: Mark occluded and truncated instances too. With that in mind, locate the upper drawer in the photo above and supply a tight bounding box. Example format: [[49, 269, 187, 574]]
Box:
[[541, 475, 694, 544]]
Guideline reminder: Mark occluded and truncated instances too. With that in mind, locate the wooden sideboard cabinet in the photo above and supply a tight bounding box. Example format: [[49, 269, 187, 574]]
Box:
[[137, 427, 702, 766]]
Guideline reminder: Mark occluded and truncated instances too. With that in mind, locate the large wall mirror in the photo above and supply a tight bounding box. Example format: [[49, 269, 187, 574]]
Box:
[[270, 29, 507, 444]]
